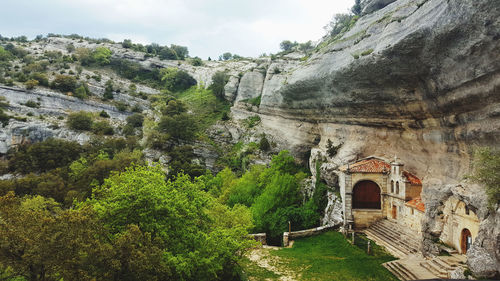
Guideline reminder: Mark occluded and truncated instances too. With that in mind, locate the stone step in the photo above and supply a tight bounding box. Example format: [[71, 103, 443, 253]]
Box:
[[370, 223, 420, 250], [364, 229, 408, 258], [372, 221, 420, 247], [430, 257, 454, 271], [366, 227, 414, 254], [420, 260, 448, 279], [367, 224, 419, 254], [383, 261, 418, 281]]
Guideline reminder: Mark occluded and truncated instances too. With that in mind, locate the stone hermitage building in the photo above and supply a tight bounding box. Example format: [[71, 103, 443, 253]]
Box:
[[339, 156, 479, 254]]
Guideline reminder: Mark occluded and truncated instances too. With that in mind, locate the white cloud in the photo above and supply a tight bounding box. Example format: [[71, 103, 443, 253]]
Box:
[[1, 0, 354, 58]]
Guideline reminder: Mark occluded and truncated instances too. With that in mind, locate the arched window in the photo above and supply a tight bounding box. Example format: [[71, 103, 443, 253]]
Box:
[[396, 181, 399, 194], [391, 180, 394, 193], [352, 180, 381, 209]]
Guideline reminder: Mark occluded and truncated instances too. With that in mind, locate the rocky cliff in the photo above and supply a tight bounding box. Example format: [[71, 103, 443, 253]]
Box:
[[229, 0, 500, 276], [0, 0, 499, 276]]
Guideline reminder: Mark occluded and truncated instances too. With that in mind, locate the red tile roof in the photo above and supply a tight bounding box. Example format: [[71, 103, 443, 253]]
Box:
[[403, 171, 422, 185], [341, 157, 391, 173], [406, 197, 425, 212]]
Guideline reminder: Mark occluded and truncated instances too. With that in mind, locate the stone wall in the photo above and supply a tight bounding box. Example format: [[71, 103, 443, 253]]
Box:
[[352, 209, 385, 228], [248, 233, 267, 246], [282, 225, 336, 247]]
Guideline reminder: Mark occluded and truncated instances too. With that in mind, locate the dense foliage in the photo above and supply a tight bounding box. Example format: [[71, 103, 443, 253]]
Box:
[[468, 147, 500, 208], [202, 151, 325, 245], [0, 165, 253, 281]]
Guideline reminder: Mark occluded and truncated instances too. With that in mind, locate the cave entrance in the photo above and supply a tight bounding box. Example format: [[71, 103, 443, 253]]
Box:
[[352, 180, 381, 209], [461, 228, 472, 254]]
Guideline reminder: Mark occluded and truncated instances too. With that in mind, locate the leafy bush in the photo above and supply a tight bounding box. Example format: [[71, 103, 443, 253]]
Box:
[[160, 67, 197, 92], [158, 113, 197, 140], [51, 75, 77, 92], [73, 85, 88, 99], [122, 39, 133, 48], [30, 72, 49, 86], [190, 56, 203, 66], [0, 96, 10, 126], [67, 111, 93, 131], [99, 110, 110, 118], [103, 80, 114, 100], [24, 100, 40, 108], [24, 79, 39, 89], [243, 115, 261, 128], [259, 135, 270, 151], [126, 113, 144, 128], [92, 47, 112, 65], [92, 120, 114, 135]]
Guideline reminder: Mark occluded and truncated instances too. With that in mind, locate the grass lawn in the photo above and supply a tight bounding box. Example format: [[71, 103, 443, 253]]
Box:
[[243, 231, 398, 281]]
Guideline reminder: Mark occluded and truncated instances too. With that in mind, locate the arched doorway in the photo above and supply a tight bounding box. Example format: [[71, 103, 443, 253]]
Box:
[[461, 228, 472, 254], [352, 180, 381, 209]]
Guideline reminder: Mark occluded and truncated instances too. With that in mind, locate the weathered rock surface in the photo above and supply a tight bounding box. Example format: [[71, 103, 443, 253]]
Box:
[[362, 0, 398, 14], [235, 70, 265, 102], [224, 75, 240, 102]]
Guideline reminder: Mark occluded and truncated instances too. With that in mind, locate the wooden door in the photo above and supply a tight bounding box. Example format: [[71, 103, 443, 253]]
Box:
[[352, 180, 381, 209], [392, 205, 397, 219], [461, 229, 472, 254]]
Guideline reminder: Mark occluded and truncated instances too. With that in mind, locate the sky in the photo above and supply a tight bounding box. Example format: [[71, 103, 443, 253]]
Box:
[[0, 0, 354, 59]]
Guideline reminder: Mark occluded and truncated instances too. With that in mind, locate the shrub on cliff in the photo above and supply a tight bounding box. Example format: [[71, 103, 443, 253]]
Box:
[[51, 75, 77, 93], [208, 71, 229, 100], [468, 147, 500, 208], [67, 111, 93, 131]]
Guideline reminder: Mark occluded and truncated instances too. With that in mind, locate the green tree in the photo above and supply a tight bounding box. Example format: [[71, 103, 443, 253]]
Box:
[[279, 40, 298, 51], [208, 71, 229, 100], [160, 67, 196, 92], [221, 52, 232, 61], [0, 193, 109, 281], [92, 47, 112, 65], [159, 47, 178, 60], [170, 44, 188, 60], [7, 138, 83, 174], [352, 0, 362, 15], [158, 113, 197, 140], [122, 39, 133, 48], [468, 147, 500, 208], [88, 164, 254, 280], [324, 13, 354, 37]]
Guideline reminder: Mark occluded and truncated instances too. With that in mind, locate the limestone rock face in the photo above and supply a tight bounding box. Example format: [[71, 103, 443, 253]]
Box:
[[0, 86, 130, 154], [362, 0, 397, 14], [235, 71, 265, 102], [224, 76, 240, 102]]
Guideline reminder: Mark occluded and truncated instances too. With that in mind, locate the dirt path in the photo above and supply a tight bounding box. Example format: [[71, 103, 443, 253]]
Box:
[[246, 246, 299, 281]]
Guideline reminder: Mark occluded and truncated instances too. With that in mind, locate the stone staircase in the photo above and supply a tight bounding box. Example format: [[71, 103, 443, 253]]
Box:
[[383, 261, 419, 281], [364, 219, 421, 259], [419, 256, 463, 279], [363, 219, 467, 280]]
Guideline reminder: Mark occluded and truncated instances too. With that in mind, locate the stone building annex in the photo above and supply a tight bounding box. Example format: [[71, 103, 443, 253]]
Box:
[[339, 156, 480, 279]]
